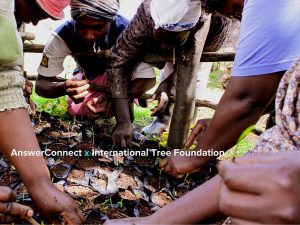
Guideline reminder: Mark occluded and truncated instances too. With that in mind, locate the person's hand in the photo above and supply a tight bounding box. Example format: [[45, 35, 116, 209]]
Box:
[[149, 91, 169, 117], [185, 119, 211, 149], [65, 78, 90, 104], [28, 181, 84, 224], [112, 122, 133, 148], [0, 186, 34, 223], [23, 78, 36, 115], [218, 151, 300, 224], [161, 150, 208, 178], [85, 95, 109, 119]]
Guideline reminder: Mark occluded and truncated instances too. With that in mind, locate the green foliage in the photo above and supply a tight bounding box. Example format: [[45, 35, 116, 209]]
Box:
[[133, 102, 156, 127], [225, 139, 255, 158], [208, 69, 223, 89], [31, 87, 68, 118]]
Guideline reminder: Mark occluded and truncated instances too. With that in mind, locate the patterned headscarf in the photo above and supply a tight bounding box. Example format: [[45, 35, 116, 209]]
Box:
[[70, 0, 120, 21], [249, 58, 300, 154]]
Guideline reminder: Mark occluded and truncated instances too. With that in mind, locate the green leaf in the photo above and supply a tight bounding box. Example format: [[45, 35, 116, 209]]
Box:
[[237, 125, 256, 144]]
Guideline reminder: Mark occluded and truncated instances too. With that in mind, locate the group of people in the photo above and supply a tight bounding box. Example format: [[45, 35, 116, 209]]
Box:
[[0, 0, 299, 224]]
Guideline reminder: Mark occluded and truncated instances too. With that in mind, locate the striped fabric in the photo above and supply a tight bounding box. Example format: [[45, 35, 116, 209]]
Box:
[[70, 0, 120, 21]]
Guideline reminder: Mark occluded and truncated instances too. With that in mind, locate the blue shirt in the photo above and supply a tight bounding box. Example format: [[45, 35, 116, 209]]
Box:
[[56, 15, 128, 79], [232, 0, 300, 76]]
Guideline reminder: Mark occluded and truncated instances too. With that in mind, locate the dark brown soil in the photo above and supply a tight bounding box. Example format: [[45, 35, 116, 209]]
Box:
[[65, 185, 98, 199], [0, 171, 19, 187], [75, 142, 97, 151], [85, 212, 104, 224], [116, 172, 137, 190], [137, 204, 153, 217], [173, 186, 189, 198], [151, 192, 173, 208], [67, 169, 86, 185], [144, 176, 167, 192], [118, 189, 138, 201], [106, 208, 129, 219], [33, 121, 51, 134], [42, 128, 61, 138], [76, 158, 99, 171], [36, 135, 53, 145], [135, 157, 156, 168], [57, 156, 78, 166], [46, 143, 68, 152], [52, 162, 71, 179]]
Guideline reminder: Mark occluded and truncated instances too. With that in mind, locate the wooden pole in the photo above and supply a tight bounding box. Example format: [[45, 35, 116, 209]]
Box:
[[23, 43, 235, 62], [167, 14, 212, 148]]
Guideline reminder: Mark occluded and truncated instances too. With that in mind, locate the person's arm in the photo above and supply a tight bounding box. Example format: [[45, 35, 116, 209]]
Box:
[[36, 75, 89, 103], [218, 151, 300, 224], [35, 75, 66, 98], [109, 1, 154, 147], [104, 175, 222, 225], [0, 109, 84, 223], [163, 72, 284, 177]]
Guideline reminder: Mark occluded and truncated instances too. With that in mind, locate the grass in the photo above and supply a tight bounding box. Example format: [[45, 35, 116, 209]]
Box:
[[133, 101, 156, 127], [225, 139, 255, 159], [207, 69, 223, 89], [31, 87, 68, 119]]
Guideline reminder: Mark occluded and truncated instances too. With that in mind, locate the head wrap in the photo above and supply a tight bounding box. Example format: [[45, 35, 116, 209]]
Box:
[[70, 0, 120, 21], [249, 58, 300, 154], [150, 0, 201, 32]]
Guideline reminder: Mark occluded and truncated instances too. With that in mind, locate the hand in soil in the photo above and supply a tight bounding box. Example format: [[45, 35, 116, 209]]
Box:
[[218, 151, 300, 224], [28, 181, 84, 224], [112, 122, 133, 148], [185, 119, 211, 149], [0, 186, 34, 223], [161, 151, 206, 178]]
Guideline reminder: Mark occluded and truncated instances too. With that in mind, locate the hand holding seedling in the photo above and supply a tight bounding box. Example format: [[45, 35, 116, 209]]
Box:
[[218, 151, 300, 224], [0, 186, 34, 223], [65, 78, 90, 104]]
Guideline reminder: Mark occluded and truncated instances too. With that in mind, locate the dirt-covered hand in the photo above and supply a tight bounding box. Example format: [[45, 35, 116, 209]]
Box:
[[28, 181, 84, 224], [185, 119, 211, 149], [161, 151, 205, 178], [65, 78, 90, 104], [112, 122, 133, 148], [218, 151, 300, 224], [0, 186, 34, 223]]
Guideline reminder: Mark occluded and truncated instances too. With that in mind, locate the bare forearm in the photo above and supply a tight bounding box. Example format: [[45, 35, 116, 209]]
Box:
[[195, 74, 283, 160], [150, 176, 222, 224], [35, 75, 66, 98], [0, 109, 50, 186]]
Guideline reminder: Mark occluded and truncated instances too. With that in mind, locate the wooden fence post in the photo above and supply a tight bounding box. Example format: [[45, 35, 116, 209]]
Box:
[[167, 14, 212, 148]]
